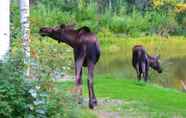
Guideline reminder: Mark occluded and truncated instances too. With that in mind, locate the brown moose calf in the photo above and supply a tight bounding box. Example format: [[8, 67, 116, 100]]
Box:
[[132, 45, 162, 82]]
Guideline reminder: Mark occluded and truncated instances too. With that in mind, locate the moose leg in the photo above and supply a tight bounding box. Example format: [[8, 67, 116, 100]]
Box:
[[87, 62, 97, 109], [142, 62, 148, 82], [137, 73, 141, 81], [75, 58, 84, 103], [136, 63, 141, 81]]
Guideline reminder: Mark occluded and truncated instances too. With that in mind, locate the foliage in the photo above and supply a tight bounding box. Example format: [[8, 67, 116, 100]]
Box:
[[29, 36, 73, 80], [10, 0, 186, 37], [153, 0, 177, 8], [0, 54, 48, 118], [0, 53, 83, 118], [46, 88, 80, 118], [36, 0, 186, 35], [176, 3, 186, 12], [176, 4, 186, 34], [0, 54, 41, 118]]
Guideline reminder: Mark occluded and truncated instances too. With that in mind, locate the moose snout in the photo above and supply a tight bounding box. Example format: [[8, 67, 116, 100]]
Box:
[[39, 28, 47, 36], [158, 69, 163, 73]]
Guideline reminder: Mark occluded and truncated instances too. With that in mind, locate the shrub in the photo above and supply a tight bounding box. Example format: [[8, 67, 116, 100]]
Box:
[[176, 11, 186, 26], [0, 53, 81, 118], [0, 55, 31, 118], [147, 11, 178, 36], [46, 88, 80, 118]]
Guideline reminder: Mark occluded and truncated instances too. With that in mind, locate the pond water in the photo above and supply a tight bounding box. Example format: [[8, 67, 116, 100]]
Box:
[[95, 46, 186, 91]]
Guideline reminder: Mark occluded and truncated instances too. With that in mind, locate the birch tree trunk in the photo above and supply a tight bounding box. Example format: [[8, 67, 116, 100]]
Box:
[[0, 0, 10, 60], [19, 0, 30, 78]]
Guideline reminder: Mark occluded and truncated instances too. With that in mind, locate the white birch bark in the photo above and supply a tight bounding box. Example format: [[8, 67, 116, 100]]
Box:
[[0, 0, 10, 60], [19, 0, 30, 78]]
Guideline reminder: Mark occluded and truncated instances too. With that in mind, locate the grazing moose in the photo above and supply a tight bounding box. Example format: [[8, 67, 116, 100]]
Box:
[[39, 24, 100, 109], [132, 45, 162, 82]]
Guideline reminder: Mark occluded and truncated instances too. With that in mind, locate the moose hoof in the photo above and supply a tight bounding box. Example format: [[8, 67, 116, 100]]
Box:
[[89, 103, 94, 109], [89, 100, 97, 109], [92, 99, 97, 106]]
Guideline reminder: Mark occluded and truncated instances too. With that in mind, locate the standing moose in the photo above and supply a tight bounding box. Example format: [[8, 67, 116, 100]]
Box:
[[39, 24, 100, 109], [132, 45, 162, 82]]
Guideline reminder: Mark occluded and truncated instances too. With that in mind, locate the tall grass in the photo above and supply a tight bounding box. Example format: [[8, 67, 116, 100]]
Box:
[[99, 35, 186, 59]]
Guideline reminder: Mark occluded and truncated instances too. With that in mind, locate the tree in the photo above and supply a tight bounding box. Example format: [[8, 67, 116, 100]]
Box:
[[0, 0, 10, 60], [19, 0, 30, 78]]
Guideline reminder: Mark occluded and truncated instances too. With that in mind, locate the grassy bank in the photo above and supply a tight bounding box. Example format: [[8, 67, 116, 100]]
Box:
[[56, 74, 186, 118]]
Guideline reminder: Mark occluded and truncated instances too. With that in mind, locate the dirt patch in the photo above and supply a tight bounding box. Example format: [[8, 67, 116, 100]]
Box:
[[82, 98, 124, 118]]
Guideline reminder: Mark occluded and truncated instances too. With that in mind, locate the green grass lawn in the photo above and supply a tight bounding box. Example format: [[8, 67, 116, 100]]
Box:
[[55, 74, 186, 118]]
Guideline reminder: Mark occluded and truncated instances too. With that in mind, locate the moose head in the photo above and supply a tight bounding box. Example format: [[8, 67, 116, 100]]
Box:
[[148, 55, 162, 73], [39, 24, 75, 44]]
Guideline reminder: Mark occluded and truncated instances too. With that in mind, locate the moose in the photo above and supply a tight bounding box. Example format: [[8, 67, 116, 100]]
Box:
[[132, 45, 162, 82], [39, 24, 100, 109]]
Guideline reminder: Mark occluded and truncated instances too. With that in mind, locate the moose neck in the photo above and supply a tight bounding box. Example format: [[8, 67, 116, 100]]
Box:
[[60, 30, 77, 47], [48, 30, 76, 48], [147, 55, 155, 68]]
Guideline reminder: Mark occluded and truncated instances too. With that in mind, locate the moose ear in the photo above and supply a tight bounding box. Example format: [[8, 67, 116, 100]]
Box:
[[78, 26, 91, 32], [60, 24, 65, 29]]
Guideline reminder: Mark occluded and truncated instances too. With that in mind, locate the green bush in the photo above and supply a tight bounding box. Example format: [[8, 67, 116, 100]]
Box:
[[0, 54, 50, 118], [46, 88, 80, 118], [176, 10, 186, 35], [146, 11, 178, 36], [0, 55, 32, 118], [0, 53, 81, 118]]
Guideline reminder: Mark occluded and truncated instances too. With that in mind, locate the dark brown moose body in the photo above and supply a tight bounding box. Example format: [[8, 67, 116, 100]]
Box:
[[39, 24, 100, 109], [132, 45, 162, 82]]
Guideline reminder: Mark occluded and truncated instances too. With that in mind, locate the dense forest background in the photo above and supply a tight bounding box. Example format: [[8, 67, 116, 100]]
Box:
[[12, 0, 186, 38]]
